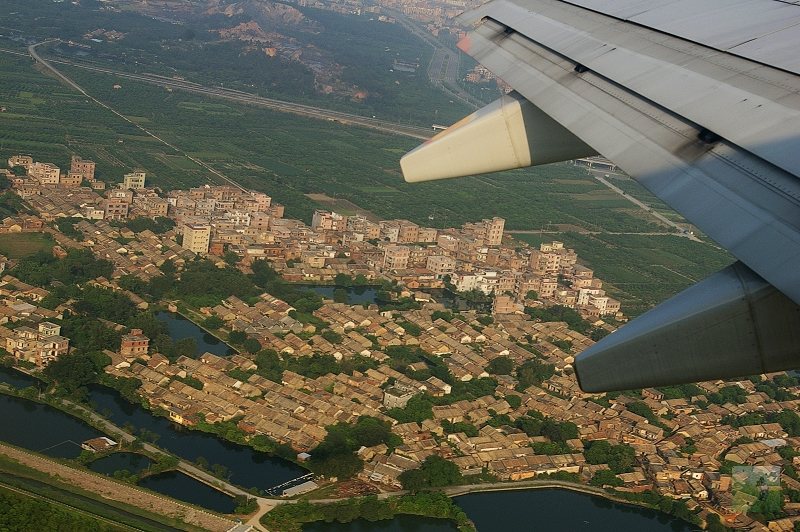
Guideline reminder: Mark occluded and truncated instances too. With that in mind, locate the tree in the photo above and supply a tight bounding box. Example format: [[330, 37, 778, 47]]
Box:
[[44, 353, 98, 393], [590, 469, 622, 487], [486, 356, 513, 375], [399, 456, 462, 491], [505, 394, 522, 409], [333, 288, 348, 303], [223, 251, 240, 266], [515, 359, 554, 390], [228, 330, 247, 344], [334, 273, 353, 287], [243, 338, 262, 354], [203, 316, 224, 329]]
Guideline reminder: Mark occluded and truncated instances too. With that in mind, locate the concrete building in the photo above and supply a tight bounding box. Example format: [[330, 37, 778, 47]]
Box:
[[122, 171, 146, 190], [28, 162, 61, 184], [463, 217, 505, 246], [383, 245, 410, 270], [312, 210, 347, 232], [103, 189, 134, 220], [426, 255, 456, 277], [7, 155, 33, 170], [120, 328, 150, 358], [6, 323, 69, 367], [70, 155, 96, 181], [182, 223, 212, 254]]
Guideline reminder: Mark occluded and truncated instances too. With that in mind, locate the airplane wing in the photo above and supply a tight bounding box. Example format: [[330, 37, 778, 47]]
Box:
[[400, 0, 800, 392]]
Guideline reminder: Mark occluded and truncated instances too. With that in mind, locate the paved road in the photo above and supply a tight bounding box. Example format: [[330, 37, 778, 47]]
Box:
[[20, 43, 433, 141], [506, 229, 694, 237], [388, 11, 482, 109], [589, 171, 702, 242]]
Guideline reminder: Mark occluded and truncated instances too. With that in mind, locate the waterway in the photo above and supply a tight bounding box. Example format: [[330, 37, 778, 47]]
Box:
[[307, 285, 380, 305], [86, 384, 307, 492], [0, 370, 692, 529], [0, 391, 102, 459], [138, 471, 237, 514], [88, 452, 152, 476], [155, 311, 234, 357], [303, 489, 694, 531]]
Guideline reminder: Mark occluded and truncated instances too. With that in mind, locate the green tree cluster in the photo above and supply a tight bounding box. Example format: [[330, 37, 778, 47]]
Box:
[[398, 455, 463, 491], [309, 417, 397, 478], [584, 440, 636, 474], [524, 305, 590, 333], [12, 249, 112, 287], [515, 359, 555, 391], [0, 489, 109, 531]]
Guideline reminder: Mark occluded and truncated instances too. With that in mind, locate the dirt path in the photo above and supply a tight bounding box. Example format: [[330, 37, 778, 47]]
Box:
[[0, 443, 235, 532]]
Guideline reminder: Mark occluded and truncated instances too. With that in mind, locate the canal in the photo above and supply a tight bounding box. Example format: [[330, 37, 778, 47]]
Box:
[[155, 311, 235, 357], [87, 384, 307, 492]]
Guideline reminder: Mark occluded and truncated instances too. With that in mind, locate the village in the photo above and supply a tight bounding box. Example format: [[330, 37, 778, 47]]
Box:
[[1, 153, 800, 531]]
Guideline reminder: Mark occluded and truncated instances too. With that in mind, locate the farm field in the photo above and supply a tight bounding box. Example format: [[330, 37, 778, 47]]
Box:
[[0, 233, 54, 259]]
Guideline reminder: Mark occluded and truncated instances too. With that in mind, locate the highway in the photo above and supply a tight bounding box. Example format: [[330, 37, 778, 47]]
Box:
[[387, 10, 483, 109], [15, 42, 434, 141]]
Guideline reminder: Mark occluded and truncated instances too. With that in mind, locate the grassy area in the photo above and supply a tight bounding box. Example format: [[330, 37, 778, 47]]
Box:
[[513, 233, 732, 315], [0, 232, 54, 258], [0, 453, 201, 532]]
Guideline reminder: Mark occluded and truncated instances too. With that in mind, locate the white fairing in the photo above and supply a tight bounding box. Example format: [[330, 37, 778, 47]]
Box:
[[400, 92, 593, 183]]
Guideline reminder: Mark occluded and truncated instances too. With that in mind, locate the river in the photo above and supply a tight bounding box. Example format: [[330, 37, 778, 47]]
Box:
[[155, 311, 235, 356]]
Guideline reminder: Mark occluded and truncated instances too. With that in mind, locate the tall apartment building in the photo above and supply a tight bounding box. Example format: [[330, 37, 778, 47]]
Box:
[[6, 322, 69, 367], [182, 223, 212, 254], [70, 155, 96, 181], [28, 162, 61, 184], [103, 189, 133, 220], [529, 241, 578, 274], [383, 245, 410, 270], [122, 171, 146, 189], [312, 210, 347, 232], [426, 255, 456, 276], [463, 217, 505, 246]]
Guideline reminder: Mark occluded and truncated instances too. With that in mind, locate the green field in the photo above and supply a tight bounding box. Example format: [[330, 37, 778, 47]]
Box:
[[0, 233, 54, 258]]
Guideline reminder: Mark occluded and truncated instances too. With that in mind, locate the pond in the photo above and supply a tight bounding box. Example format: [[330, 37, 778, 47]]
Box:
[[0, 392, 102, 459], [88, 452, 152, 476], [155, 311, 235, 357], [454, 489, 694, 531], [138, 471, 237, 514]]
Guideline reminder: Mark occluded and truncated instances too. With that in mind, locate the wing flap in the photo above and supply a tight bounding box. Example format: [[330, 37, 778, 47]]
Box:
[[456, 16, 800, 305]]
